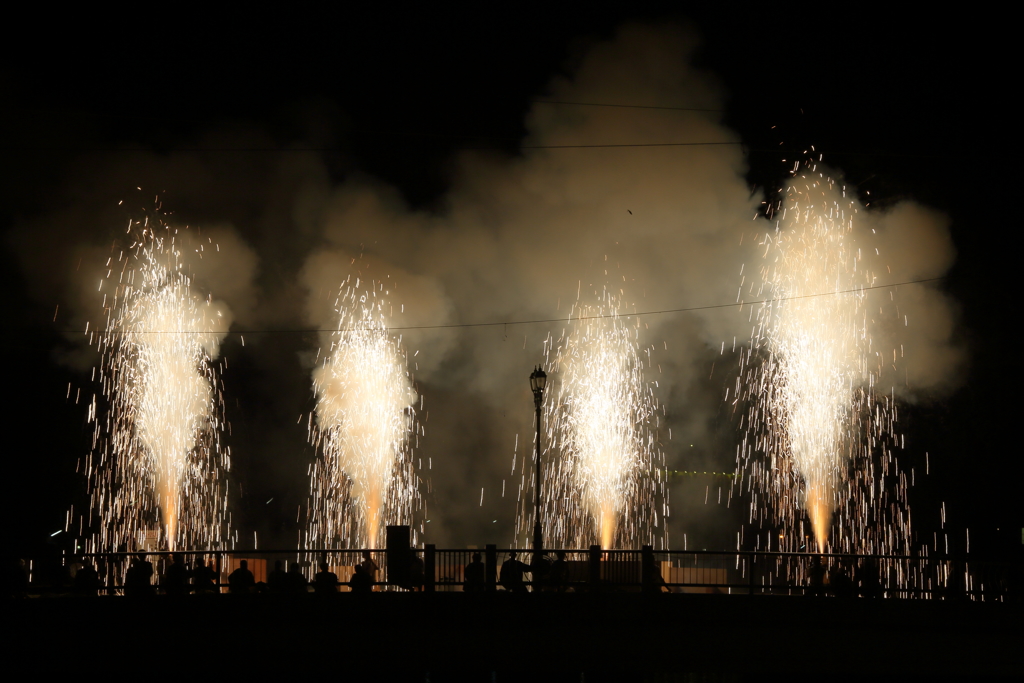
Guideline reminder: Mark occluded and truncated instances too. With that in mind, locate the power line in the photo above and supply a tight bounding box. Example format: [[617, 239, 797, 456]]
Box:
[[3, 103, 973, 158], [531, 100, 721, 112], [2, 141, 744, 153], [520, 141, 738, 150], [67, 276, 945, 335], [10, 99, 720, 126], [1, 142, 963, 159], [386, 276, 944, 330]]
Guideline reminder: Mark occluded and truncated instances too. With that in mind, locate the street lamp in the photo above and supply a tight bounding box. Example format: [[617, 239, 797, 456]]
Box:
[[529, 366, 547, 555]]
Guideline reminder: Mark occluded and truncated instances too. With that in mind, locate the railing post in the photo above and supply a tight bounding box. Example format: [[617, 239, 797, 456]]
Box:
[[589, 545, 601, 590], [385, 525, 411, 588], [748, 554, 756, 596], [641, 545, 655, 593], [485, 544, 497, 592], [424, 544, 435, 593], [953, 556, 966, 600]]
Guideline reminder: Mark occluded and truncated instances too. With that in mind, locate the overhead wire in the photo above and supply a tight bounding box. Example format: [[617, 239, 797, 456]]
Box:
[[66, 276, 945, 335], [3, 100, 967, 158], [531, 100, 721, 112], [2, 141, 743, 152]]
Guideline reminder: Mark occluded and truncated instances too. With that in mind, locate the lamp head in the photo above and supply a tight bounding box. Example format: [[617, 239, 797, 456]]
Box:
[[530, 366, 547, 395]]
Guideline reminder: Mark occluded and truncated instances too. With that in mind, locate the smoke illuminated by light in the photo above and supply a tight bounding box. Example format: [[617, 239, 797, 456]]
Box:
[[533, 288, 666, 549], [738, 164, 912, 557], [307, 276, 420, 549], [82, 219, 231, 553]]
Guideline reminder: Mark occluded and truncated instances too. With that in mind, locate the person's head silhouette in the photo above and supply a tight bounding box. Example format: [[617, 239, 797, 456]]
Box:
[[472, 553, 481, 563], [275, 560, 283, 571], [319, 562, 329, 572], [240, 560, 248, 570], [509, 551, 517, 560]]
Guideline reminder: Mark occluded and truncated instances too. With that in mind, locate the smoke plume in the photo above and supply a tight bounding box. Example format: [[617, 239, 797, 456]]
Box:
[[8, 23, 963, 548]]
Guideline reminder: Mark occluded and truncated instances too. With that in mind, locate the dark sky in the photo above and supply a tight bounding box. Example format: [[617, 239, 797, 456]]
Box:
[[1, 6, 1016, 558]]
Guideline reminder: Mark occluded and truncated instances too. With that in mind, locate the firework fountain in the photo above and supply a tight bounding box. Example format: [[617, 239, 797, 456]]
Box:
[[737, 163, 912, 557], [532, 287, 665, 549], [82, 219, 231, 553], [307, 276, 420, 550]]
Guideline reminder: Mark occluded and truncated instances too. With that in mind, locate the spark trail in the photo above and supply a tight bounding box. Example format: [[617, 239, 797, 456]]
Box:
[[83, 219, 231, 553], [307, 276, 420, 550], [535, 289, 665, 549], [738, 164, 912, 557]]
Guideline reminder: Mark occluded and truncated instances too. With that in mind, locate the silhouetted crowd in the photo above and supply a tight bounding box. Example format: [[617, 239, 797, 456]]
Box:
[[7, 551, 1010, 599], [3, 552, 390, 597]]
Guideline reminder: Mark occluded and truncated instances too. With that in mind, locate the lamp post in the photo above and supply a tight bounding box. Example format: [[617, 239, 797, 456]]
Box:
[[529, 366, 547, 555]]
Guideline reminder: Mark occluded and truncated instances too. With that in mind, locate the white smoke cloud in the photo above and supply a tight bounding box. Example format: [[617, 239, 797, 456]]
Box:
[[861, 201, 963, 395], [8, 22, 964, 547], [294, 23, 963, 544]]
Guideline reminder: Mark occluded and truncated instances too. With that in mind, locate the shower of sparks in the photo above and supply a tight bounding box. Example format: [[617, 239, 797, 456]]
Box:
[[306, 276, 420, 550], [81, 218, 231, 554], [736, 163, 912, 560], [526, 288, 665, 549]]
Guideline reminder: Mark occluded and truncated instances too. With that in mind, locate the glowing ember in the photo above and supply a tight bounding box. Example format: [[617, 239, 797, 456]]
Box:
[[83, 219, 231, 553], [738, 163, 911, 557], [307, 276, 420, 549], [534, 288, 665, 549]]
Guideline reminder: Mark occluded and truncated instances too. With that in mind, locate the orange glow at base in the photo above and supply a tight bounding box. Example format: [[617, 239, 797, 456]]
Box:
[[161, 479, 178, 551], [806, 482, 832, 553], [599, 505, 616, 549], [366, 486, 382, 549]]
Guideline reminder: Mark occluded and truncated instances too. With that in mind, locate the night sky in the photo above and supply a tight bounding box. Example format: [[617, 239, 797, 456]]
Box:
[[2, 6, 1016, 559]]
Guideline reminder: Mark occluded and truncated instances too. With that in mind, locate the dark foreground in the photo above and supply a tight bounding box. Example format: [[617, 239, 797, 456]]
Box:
[[9, 593, 1020, 680]]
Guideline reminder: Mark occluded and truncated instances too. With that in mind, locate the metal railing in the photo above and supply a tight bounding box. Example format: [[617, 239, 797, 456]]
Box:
[[9, 546, 1019, 602]]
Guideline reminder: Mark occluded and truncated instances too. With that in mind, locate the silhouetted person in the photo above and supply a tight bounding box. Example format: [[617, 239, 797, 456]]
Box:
[[228, 560, 255, 594], [192, 558, 217, 593], [125, 554, 155, 597], [409, 553, 425, 591], [314, 562, 339, 593], [828, 562, 855, 598], [500, 551, 530, 593], [531, 552, 551, 591], [268, 560, 288, 594], [163, 554, 190, 596], [645, 563, 668, 594], [287, 563, 309, 594], [360, 551, 379, 588], [5, 558, 30, 598], [807, 556, 826, 597], [349, 564, 373, 594], [856, 559, 883, 598], [73, 562, 102, 596], [464, 553, 485, 592], [68, 561, 84, 587], [549, 551, 569, 592]]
